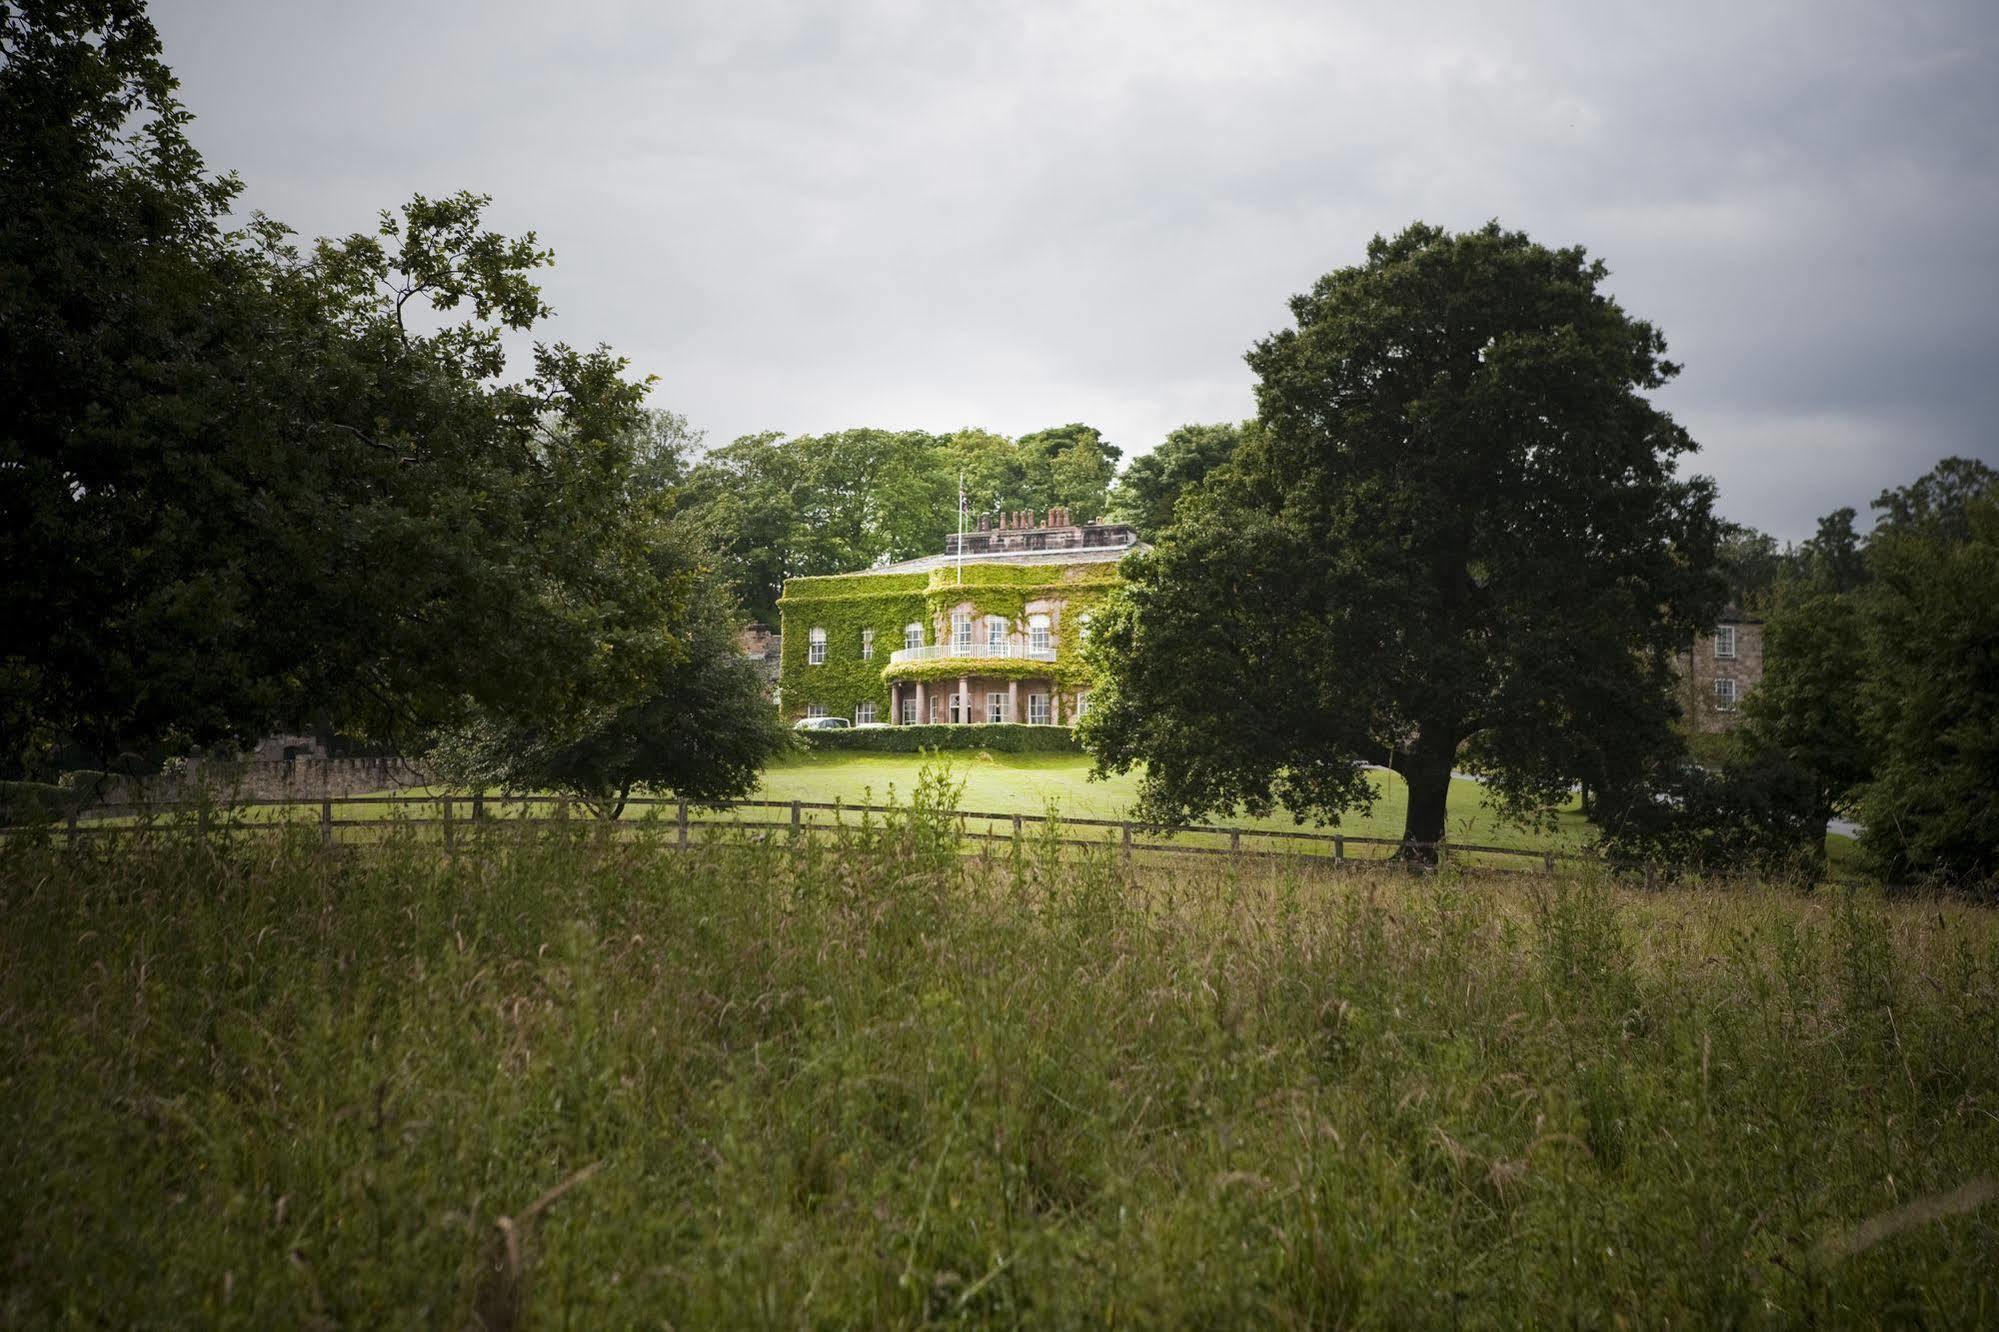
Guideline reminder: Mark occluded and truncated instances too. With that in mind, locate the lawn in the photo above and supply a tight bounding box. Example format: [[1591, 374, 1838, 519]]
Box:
[[753, 750, 1596, 852], [2, 821, 1993, 1326]]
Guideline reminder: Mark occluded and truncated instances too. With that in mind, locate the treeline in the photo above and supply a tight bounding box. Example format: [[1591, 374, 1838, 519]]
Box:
[[670, 421, 1244, 622], [1727, 458, 1999, 884]]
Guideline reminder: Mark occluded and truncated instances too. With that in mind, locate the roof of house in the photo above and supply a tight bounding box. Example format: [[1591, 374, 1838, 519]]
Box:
[[867, 542, 1149, 575]]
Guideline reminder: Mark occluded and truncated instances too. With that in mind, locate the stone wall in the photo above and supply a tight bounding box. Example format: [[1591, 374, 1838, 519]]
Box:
[[132, 755, 429, 804]]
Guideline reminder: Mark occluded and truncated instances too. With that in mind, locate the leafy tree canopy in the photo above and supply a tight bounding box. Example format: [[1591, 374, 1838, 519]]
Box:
[[1, 1, 687, 771], [1079, 221, 1724, 858], [1854, 473, 1999, 887], [1107, 422, 1248, 536], [429, 527, 790, 817], [1871, 456, 1998, 543], [1714, 520, 1784, 613], [678, 424, 1121, 622]]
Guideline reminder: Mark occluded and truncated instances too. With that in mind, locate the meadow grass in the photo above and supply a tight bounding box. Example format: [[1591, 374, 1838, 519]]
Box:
[[3, 777, 1993, 1327]]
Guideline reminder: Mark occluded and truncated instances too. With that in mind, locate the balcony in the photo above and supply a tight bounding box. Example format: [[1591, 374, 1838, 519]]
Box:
[[887, 642, 1057, 667]]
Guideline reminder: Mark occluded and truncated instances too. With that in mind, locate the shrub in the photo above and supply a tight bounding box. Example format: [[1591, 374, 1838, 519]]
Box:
[[0, 780, 84, 823], [803, 723, 1080, 753]]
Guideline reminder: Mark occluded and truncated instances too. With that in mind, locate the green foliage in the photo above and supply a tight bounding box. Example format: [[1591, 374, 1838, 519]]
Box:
[[0, 779, 80, 823], [1, 4, 683, 767], [1011, 423, 1122, 521], [1742, 584, 1870, 839], [1741, 458, 1999, 891], [1855, 490, 1999, 890], [3, 831, 1996, 1324], [679, 425, 1125, 622], [778, 573, 930, 720], [428, 533, 791, 816], [802, 724, 1080, 753], [1714, 520, 1784, 613], [1082, 222, 1724, 857], [1107, 421, 1247, 535], [1594, 746, 1826, 880], [1872, 456, 1999, 543]]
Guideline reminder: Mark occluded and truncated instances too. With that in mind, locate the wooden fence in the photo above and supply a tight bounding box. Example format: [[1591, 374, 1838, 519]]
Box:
[[8, 792, 1651, 881]]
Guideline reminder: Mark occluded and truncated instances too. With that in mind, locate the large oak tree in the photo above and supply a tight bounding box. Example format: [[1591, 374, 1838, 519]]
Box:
[[1080, 222, 1724, 858]]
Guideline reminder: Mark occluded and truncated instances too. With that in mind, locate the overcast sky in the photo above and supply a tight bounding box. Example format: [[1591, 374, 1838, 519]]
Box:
[[152, 0, 1996, 540]]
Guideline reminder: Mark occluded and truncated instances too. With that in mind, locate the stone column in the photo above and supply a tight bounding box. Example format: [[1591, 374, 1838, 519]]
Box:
[[914, 680, 926, 725], [888, 681, 899, 724], [1007, 678, 1019, 724], [959, 675, 971, 724]]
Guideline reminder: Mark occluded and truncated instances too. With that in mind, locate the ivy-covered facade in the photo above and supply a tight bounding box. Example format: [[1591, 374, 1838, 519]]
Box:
[[776, 513, 1144, 726]]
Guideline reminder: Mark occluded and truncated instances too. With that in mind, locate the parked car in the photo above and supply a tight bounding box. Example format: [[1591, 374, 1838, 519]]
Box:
[[793, 716, 852, 731]]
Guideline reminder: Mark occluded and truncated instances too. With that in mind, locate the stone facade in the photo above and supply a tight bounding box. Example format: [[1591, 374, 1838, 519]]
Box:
[[1678, 612, 1766, 733]]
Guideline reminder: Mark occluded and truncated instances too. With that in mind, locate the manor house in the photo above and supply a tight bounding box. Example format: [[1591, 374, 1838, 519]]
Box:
[[776, 507, 1147, 726]]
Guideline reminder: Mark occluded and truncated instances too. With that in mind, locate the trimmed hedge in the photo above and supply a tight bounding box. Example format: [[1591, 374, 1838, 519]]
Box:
[[803, 724, 1080, 753], [0, 781, 85, 823]]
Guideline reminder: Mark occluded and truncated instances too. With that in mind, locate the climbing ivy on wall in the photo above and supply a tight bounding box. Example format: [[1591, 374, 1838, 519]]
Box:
[[777, 562, 1125, 718], [777, 572, 928, 720]]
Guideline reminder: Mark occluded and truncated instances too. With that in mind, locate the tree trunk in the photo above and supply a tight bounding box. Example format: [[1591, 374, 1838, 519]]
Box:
[[1394, 727, 1458, 865]]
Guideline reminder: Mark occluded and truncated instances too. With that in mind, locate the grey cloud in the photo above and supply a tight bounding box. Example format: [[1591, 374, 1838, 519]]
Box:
[[152, 0, 1998, 539]]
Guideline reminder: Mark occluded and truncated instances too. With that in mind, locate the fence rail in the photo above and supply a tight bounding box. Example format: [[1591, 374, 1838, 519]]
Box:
[[3, 792, 1655, 880]]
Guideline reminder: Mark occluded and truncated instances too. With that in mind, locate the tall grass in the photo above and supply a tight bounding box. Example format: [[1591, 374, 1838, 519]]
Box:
[[2, 771, 1995, 1327]]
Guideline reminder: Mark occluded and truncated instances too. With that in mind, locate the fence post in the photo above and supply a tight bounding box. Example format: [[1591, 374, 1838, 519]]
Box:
[[1645, 861, 1658, 892], [1543, 850, 1555, 874], [1435, 836, 1447, 870], [1013, 813, 1023, 841], [1333, 834, 1345, 863], [471, 792, 484, 823], [442, 796, 455, 851], [1121, 821, 1132, 862], [321, 798, 333, 847], [791, 800, 802, 835], [1230, 828, 1241, 856], [677, 798, 689, 849]]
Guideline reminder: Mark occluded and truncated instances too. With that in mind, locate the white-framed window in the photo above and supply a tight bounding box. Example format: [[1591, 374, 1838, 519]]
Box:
[[808, 627, 827, 665], [986, 616, 1008, 652], [900, 697, 917, 725], [1714, 677, 1738, 710], [988, 691, 1007, 723], [855, 701, 877, 724], [806, 703, 828, 718], [861, 628, 875, 660], [1028, 613, 1051, 654], [1028, 693, 1050, 725], [903, 622, 924, 652], [1074, 689, 1092, 720], [952, 613, 972, 652], [1077, 612, 1094, 641], [948, 692, 963, 723], [1714, 624, 1737, 659]]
